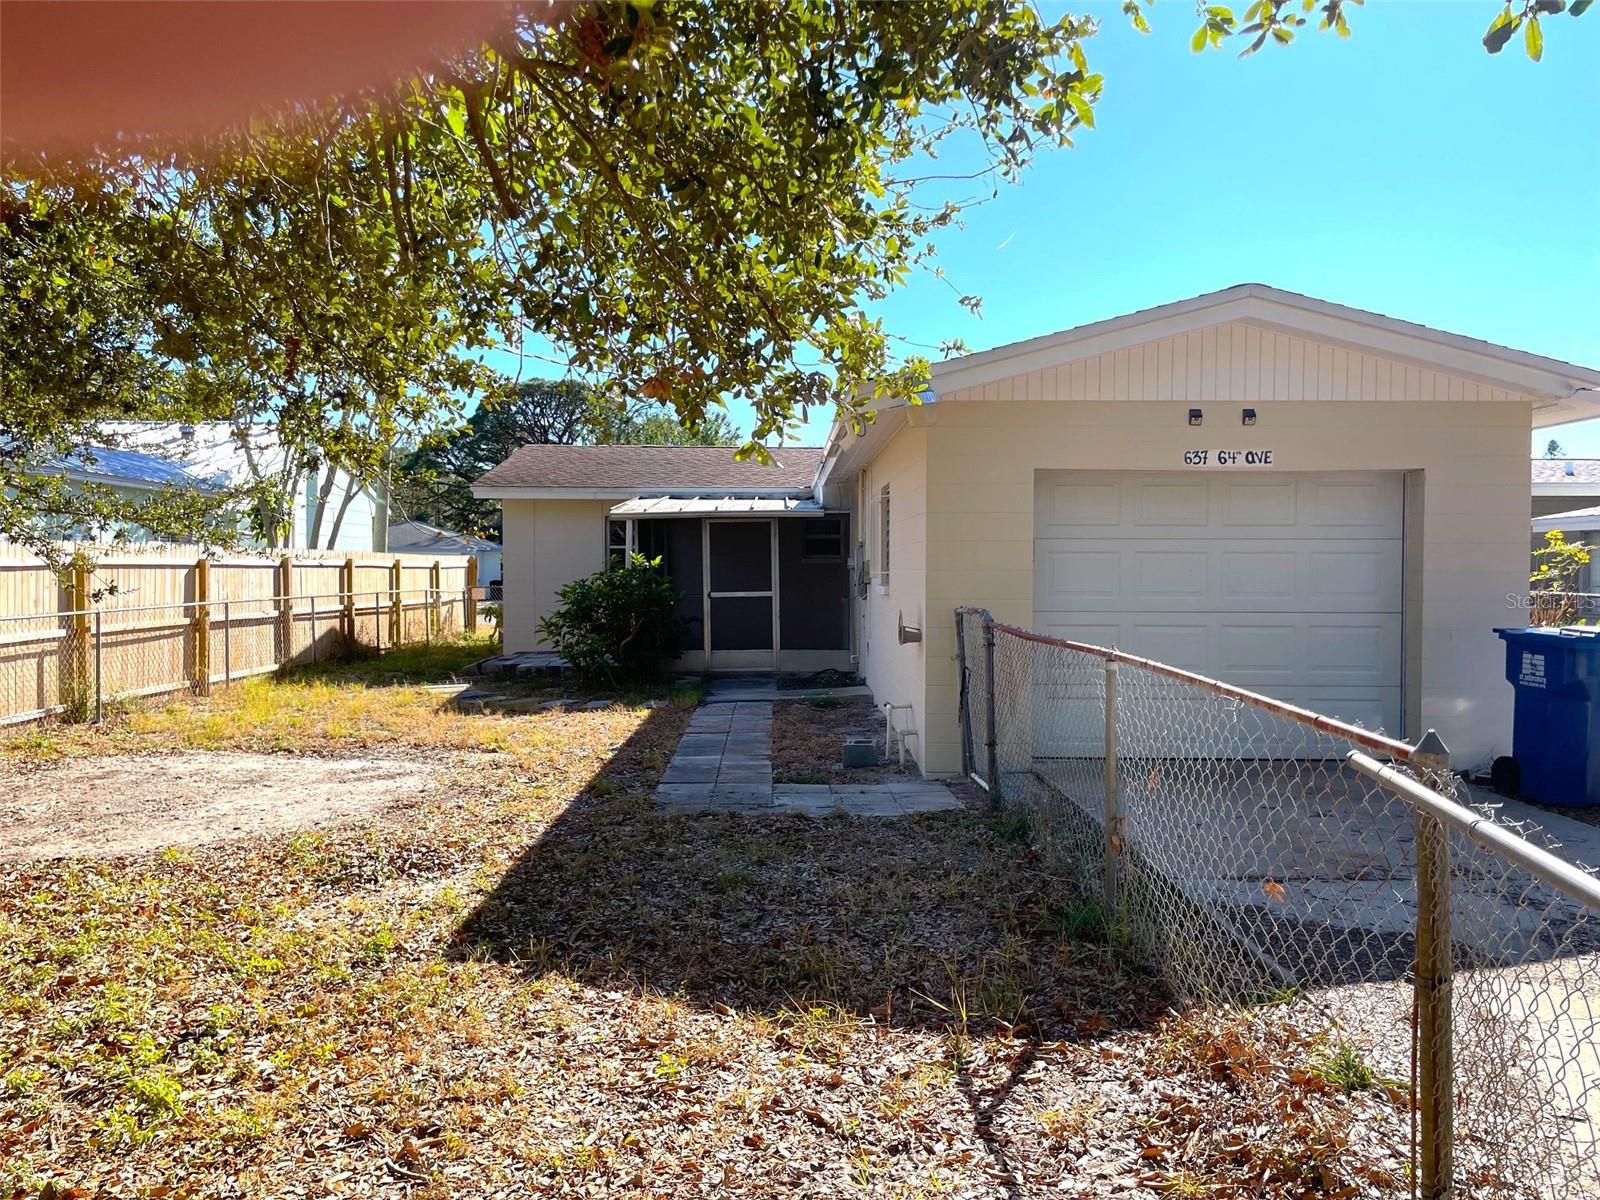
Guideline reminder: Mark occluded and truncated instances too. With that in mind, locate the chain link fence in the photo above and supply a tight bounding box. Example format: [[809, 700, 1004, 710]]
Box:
[[0, 588, 472, 725], [956, 606, 1600, 1199]]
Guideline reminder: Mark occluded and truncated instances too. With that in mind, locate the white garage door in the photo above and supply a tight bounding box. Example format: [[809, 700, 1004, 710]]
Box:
[[1033, 471, 1403, 754]]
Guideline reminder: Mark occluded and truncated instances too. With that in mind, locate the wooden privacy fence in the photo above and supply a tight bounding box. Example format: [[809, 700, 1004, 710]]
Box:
[[0, 544, 477, 725]]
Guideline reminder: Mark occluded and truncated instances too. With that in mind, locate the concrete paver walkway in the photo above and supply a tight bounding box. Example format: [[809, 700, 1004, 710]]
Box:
[[655, 701, 962, 816]]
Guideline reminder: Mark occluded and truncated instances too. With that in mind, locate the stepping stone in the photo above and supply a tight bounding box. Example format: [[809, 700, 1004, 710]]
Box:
[[655, 783, 715, 806]]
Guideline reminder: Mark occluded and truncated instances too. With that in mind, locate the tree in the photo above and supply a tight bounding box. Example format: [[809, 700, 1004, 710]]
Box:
[[1546, 439, 1567, 458], [4, 0, 1586, 561], [1159, 0, 1589, 60], [391, 377, 742, 537]]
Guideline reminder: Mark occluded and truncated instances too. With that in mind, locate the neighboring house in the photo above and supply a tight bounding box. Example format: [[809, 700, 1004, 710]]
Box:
[[474, 284, 1600, 776], [105, 422, 389, 551], [32, 445, 229, 543], [388, 519, 502, 583], [1531, 457, 1600, 520]]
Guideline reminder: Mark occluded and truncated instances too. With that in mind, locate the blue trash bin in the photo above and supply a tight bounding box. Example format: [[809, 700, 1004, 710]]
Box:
[[1494, 626, 1600, 808]]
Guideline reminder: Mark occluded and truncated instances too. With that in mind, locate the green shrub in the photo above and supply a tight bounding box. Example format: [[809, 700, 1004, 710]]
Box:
[[539, 554, 686, 684]]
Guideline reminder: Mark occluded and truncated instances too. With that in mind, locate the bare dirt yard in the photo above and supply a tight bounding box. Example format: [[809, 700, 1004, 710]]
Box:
[[1, 752, 446, 861], [0, 640, 1413, 1198]]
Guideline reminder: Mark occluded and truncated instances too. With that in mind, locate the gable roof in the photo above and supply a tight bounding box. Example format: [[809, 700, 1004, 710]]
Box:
[[473, 444, 823, 499], [926, 283, 1600, 424], [1532, 458, 1600, 486]]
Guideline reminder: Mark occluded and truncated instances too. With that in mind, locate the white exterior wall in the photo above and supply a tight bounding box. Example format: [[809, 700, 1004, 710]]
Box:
[[854, 319, 1533, 776], [856, 424, 929, 753], [500, 498, 609, 652]]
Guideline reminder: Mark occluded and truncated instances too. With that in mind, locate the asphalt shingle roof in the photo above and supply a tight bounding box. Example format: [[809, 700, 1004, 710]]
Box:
[[475, 444, 823, 492], [1532, 459, 1600, 485]]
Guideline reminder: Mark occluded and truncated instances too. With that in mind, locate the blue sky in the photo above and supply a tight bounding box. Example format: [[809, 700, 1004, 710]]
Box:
[[499, 2, 1600, 451]]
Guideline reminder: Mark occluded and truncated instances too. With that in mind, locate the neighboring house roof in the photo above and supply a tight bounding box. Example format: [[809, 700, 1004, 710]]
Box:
[[473, 444, 824, 499], [45, 445, 227, 494], [387, 519, 501, 554], [1532, 506, 1600, 534], [1532, 458, 1600, 487]]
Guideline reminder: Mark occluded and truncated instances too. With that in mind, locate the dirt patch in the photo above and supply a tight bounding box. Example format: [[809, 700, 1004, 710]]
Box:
[[0, 752, 443, 860], [771, 696, 914, 784]]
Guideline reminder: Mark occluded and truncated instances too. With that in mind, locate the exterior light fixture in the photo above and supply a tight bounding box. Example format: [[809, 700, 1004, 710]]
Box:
[[1242, 408, 1257, 425], [1188, 409, 1203, 426]]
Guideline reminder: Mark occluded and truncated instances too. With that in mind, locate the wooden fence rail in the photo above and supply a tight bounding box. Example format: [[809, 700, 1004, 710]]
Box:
[[0, 544, 476, 725]]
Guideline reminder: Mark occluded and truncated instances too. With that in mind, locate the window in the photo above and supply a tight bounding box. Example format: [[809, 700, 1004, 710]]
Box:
[[802, 517, 844, 561], [606, 519, 632, 567], [878, 485, 891, 589]]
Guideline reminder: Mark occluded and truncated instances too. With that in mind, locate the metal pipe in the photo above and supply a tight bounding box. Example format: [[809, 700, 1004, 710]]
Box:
[[222, 601, 231, 687], [1103, 659, 1120, 915], [1347, 750, 1600, 914], [982, 615, 1001, 808], [93, 609, 103, 724]]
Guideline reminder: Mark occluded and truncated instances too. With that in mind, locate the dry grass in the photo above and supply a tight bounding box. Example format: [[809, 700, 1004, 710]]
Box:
[[0, 648, 1414, 1197], [770, 697, 911, 785]]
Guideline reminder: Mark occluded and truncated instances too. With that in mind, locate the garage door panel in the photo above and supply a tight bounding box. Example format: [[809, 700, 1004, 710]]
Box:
[[1037, 539, 1401, 614], [1050, 612, 1400, 687], [1040, 549, 1120, 601], [1222, 479, 1299, 527], [1309, 478, 1403, 534], [1219, 549, 1298, 600], [1033, 469, 1404, 757], [1035, 472, 1403, 539], [1136, 482, 1209, 527]]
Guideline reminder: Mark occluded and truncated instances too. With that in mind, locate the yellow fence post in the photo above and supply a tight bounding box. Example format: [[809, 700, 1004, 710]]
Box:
[[69, 558, 92, 720], [278, 555, 294, 664], [465, 556, 478, 634], [341, 556, 356, 647], [390, 558, 403, 646], [193, 557, 211, 695]]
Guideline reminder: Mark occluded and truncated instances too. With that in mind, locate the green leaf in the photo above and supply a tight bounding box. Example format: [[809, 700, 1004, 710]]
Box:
[[1190, 24, 1209, 51], [1483, 8, 1518, 52], [1572, 0, 1593, 15], [1525, 14, 1544, 58]]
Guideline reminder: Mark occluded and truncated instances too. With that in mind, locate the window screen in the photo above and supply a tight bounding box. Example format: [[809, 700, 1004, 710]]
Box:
[[878, 485, 891, 587]]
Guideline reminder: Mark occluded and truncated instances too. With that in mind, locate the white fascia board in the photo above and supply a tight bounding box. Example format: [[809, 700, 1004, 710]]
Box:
[[815, 391, 932, 497], [1532, 482, 1600, 497], [928, 283, 1600, 404]]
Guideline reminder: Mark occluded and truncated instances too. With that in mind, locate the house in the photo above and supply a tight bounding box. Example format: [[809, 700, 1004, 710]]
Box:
[[388, 519, 502, 583], [475, 284, 1600, 776], [30, 444, 229, 542], [473, 445, 845, 672], [1529, 459, 1600, 587], [104, 422, 389, 551], [1532, 457, 1600, 520]]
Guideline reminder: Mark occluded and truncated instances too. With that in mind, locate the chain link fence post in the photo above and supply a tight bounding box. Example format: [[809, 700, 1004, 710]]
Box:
[[222, 600, 232, 689], [310, 593, 319, 664], [1103, 657, 1121, 917], [982, 614, 1000, 809], [955, 610, 973, 778], [1411, 728, 1455, 1200]]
